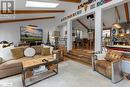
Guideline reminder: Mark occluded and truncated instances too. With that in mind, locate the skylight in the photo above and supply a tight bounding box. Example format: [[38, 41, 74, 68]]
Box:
[[26, 1, 59, 8]]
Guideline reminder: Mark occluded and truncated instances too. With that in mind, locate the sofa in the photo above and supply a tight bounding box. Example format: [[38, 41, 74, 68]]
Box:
[[92, 50, 124, 83], [0, 45, 60, 79]]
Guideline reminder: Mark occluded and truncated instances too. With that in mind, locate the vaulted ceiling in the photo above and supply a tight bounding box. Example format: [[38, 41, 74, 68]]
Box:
[[0, 0, 81, 21]]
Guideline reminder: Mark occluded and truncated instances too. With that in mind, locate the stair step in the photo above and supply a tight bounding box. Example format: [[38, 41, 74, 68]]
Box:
[[65, 53, 92, 65], [65, 54, 80, 60], [68, 52, 92, 59]]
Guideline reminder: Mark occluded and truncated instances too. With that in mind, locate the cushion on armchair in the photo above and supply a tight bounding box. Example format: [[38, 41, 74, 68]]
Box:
[[105, 50, 122, 62], [110, 52, 122, 61], [105, 50, 112, 61], [95, 60, 112, 78], [95, 60, 111, 69]]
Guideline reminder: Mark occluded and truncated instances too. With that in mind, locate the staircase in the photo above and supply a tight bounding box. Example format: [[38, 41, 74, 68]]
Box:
[[65, 50, 93, 66]]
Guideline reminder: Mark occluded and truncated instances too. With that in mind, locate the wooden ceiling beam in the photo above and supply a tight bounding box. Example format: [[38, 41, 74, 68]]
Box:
[[77, 19, 89, 30], [103, 27, 111, 30], [0, 16, 55, 23], [124, 3, 129, 23], [1, 10, 65, 14], [16, 10, 65, 14], [58, 0, 81, 3], [115, 7, 120, 21]]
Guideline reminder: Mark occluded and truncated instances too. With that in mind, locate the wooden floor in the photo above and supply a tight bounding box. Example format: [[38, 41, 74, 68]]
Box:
[[65, 49, 93, 66]]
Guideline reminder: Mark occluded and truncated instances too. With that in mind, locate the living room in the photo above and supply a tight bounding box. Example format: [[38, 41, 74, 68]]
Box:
[[0, 0, 130, 87]]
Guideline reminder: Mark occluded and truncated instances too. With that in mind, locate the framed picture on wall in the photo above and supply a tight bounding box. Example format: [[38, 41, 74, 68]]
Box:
[[20, 26, 43, 42]]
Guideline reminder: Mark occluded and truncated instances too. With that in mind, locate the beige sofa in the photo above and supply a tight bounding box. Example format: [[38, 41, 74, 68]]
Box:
[[0, 46, 60, 79]]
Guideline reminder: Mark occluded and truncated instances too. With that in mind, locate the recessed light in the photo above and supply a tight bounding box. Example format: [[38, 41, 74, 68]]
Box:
[[26, 1, 59, 8]]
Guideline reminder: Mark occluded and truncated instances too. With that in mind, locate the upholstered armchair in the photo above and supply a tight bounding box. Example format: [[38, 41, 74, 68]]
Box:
[[92, 50, 124, 83]]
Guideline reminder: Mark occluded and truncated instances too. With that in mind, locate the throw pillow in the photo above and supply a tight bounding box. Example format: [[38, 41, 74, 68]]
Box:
[[0, 46, 14, 62], [24, 47, 36, 57], [110, 51, 122, 61], [43, 45, 54, 55], [11, 47, 24, 59], [41, 47, 50, 56], [32, 46, 42, 55]]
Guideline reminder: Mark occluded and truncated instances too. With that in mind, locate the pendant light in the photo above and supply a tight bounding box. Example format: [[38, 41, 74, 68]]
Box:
[[113, 7, 122, 29], [113, 23, 121, 29]]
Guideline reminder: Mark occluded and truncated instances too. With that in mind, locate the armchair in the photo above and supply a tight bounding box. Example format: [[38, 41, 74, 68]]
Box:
[[92, 50, 124, 83]]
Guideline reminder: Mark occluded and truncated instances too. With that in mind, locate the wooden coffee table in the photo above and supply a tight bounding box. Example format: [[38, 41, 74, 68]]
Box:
[[22, 57, 58, 87]]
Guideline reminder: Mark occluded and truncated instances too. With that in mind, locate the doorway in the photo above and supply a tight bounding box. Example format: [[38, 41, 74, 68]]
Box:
[[72, 13, 95, 51]]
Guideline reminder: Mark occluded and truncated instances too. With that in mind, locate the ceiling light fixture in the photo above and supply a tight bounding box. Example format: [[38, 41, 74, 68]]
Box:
[[26, 1, 59, 8], [113, 7, 122, 29], [113, 23, 122, 29]]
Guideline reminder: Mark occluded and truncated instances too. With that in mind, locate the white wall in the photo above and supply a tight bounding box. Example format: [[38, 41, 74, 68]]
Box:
[[82, 30, 89, 39], [0, 19, 55, 46], [57, 24, 67, 38], [67, 21, 72, 51]]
